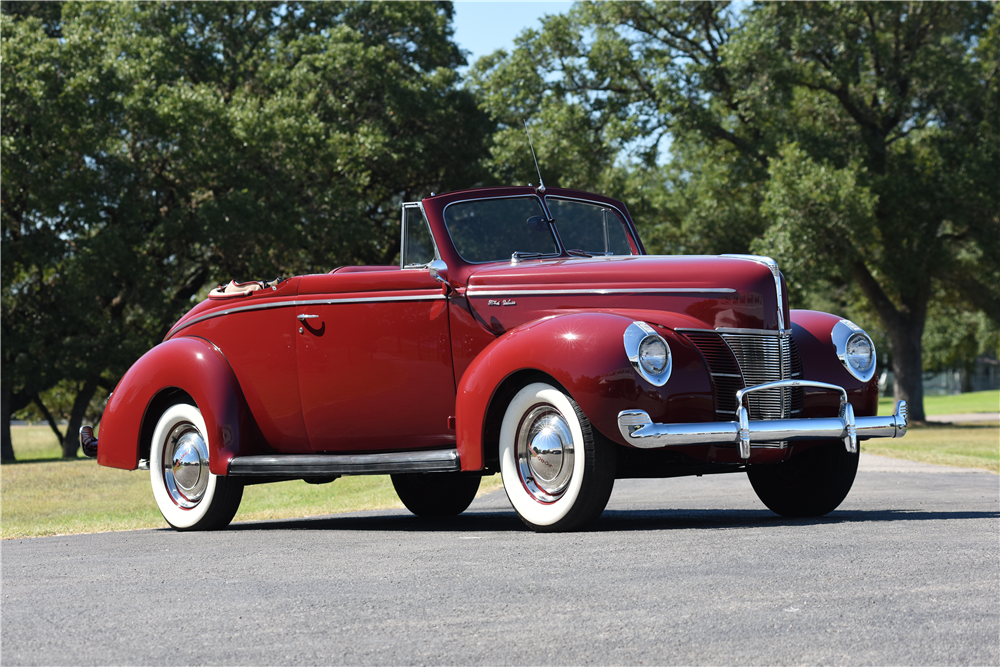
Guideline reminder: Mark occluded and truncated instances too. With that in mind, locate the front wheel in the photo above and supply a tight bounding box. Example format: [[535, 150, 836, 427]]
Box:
[[391, 472, 481, 517], [747, 441, 859, 517], [150, 403, 243, 531], [499, 382, 616, 532]]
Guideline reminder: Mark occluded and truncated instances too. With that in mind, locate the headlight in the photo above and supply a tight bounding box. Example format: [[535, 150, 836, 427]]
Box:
[[639, 337, 669, 374], [832, 320, 877, 382], [845, 334, 873, 372], [624, 321, 672, 386]]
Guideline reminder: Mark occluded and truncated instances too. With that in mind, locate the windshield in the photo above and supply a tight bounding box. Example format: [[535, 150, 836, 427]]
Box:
[[546, 197, 633, 256], [444, 196, 557, 263]]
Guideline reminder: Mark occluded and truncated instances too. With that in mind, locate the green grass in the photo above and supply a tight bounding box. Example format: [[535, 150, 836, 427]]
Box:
[[878, 389, 999, 416], [1, 426, 503, 539], [8, 424, 67, 461], [861, 422, 998, 473], [5, 418, 995, 539]]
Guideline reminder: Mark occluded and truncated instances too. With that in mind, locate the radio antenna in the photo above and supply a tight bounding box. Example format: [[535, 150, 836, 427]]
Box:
[[523, 119, 546, 193]]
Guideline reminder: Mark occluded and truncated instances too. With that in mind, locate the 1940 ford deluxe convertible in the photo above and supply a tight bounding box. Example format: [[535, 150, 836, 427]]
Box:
[[81, 186, 908, 532]]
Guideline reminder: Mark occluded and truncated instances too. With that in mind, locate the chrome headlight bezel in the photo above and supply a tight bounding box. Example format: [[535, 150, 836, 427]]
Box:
[[624, 321, 672, 386], [832, 319, 877, 382]]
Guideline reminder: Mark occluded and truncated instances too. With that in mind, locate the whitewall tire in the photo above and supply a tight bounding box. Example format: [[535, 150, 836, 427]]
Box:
[[499, 382, 615, 532], [150, 403, 243, 531]]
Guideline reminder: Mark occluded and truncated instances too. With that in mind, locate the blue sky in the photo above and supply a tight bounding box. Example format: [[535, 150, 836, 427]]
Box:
[[452, 1, 573, 68]]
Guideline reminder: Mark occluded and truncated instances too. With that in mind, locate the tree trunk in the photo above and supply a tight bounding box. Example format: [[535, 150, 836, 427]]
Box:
[[33, 394, 65, 447], [961, 360, 975, 393], [851, 261, 928, 422], [62, 376, 100, 459], [886, 321, 927, 422], [1, 384, 15, 462]]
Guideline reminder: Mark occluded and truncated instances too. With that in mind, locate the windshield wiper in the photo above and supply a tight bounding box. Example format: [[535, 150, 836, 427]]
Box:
[[511, 251, 553, 264]]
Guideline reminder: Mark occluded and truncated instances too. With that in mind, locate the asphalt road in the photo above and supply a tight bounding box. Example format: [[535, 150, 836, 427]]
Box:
[[2, 454, 997, 666]]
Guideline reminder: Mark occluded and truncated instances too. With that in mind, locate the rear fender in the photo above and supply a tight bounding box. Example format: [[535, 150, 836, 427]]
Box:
[[455, 312, 712, 471], [97, 336, 257, 474]]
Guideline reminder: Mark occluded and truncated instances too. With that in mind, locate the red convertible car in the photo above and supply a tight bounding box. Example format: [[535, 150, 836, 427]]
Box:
[[82, 186, 907, 532]]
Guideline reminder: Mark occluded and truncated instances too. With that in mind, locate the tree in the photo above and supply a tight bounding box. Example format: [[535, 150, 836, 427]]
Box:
[[471, 1, 999, 421], [1, 1, 492, 459]]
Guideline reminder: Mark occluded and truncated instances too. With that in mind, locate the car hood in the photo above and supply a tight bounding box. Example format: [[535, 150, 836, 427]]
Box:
[[463, 255, 786, 333]]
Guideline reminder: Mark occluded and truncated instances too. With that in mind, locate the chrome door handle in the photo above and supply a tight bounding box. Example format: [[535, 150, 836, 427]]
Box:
[[297, 314, 319, 321]]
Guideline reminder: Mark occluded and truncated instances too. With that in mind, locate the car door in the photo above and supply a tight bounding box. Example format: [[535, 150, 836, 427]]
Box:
[[295, 205, 455, 452]]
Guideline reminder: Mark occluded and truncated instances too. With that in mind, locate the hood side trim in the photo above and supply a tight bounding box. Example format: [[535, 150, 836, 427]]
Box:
[[466, 287, 738, 297]]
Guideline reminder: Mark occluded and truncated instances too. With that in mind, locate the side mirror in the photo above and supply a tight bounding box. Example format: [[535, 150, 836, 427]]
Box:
[[428, 259, 450, 286]]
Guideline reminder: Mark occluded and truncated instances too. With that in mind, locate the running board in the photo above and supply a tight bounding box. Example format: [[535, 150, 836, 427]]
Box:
[[227, 449, 461, 477]]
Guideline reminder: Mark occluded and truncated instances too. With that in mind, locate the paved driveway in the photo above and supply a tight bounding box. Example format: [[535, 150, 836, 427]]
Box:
[[2, 453, 997, 666]]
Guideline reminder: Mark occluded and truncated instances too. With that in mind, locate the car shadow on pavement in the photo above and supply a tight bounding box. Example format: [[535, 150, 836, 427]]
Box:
[[220, 507, 999, 534], [593, 507, 1000, 531], [225, 509, 528, 533]]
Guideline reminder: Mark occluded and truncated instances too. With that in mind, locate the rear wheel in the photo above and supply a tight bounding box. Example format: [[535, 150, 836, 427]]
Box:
[[499, 382, 616, 532], [391, 472, 481, 517], [150, 404, 243, 531], [747, 441, 859, 517]]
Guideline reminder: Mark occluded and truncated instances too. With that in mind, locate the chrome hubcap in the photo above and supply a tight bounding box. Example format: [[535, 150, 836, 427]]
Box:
[[516, 405, 574, 503], [163, 424, 209, 509]]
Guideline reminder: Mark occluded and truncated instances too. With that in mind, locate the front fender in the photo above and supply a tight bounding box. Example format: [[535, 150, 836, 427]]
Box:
[[455, 312, 713, 471], [97, 336, 258, 474], [790, 310, 879, 417]]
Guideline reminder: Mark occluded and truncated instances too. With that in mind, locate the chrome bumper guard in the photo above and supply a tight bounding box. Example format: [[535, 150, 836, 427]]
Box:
[[618, 380, 908, 460]]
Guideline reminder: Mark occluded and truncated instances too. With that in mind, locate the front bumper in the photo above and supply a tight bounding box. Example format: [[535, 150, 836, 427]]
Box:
[[618, 379, 907, 459]]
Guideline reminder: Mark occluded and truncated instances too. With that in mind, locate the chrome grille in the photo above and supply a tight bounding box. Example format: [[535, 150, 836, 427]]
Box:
[[722, 333, 802, 419], [685, 331, 803, 420], [683, 333, 744, 418]]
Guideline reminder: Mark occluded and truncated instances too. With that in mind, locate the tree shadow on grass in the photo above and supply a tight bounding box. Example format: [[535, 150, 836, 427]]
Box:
[[1, 456, 84, 465]]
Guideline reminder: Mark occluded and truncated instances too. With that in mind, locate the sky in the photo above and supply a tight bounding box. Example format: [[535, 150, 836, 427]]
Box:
[[452, 1, 573, 68]]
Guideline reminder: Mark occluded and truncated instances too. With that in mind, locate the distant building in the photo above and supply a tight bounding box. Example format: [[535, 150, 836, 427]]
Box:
[[880, 355, 1000, 396]]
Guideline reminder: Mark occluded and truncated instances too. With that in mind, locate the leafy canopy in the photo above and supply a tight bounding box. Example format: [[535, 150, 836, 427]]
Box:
[[471, 1, 999, 419], [1, 1, 492, 455]]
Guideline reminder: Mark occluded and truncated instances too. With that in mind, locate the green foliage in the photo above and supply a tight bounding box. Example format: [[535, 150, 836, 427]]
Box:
[[1, 1, 493, 453], [754, 144, 878, 302], [922, 301, 999, 374], [471, 1, 1000, 420], [14, 379, 110, 433]]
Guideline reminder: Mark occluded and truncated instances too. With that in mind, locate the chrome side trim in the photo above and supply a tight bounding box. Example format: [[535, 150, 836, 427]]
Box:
[[720, 254, 785, 330], [467, 287, 739, 297], [168, 293, 447, 336], [228, 449, 461, 477], [618, 400, 908, 456]]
